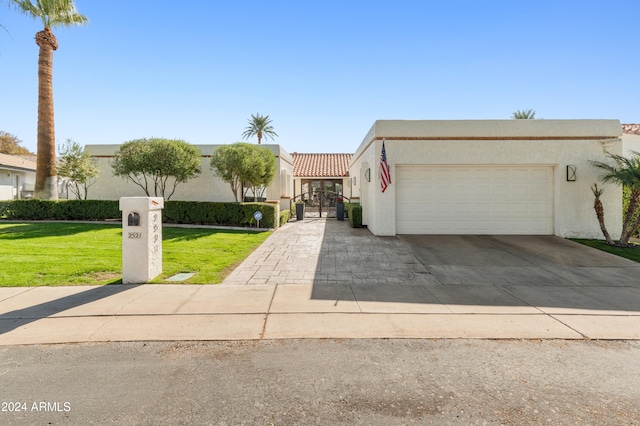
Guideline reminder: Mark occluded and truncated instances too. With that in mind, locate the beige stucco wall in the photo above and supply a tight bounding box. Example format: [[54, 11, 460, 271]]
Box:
[[622, 133, 640, 157], [85, 144, 294, 212], [349, 120, 623, 238]]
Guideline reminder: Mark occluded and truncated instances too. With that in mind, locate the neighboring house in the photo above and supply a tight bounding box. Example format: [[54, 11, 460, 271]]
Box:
[[349, 119, 623, 238], [0, 153, 36, 200], [85, 144, 294, 212], [621, 123, 640, 156]]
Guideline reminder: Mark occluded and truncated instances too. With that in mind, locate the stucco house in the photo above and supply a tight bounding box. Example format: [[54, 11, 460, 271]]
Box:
[[85, 144, 294, 212], [0, 153, 36, 200], [622, 123, 640, 156], [349, 120, 623, 238]]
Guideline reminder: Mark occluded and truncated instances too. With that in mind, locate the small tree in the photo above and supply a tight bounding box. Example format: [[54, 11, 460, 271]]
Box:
[[590, 151, 640, 247], [511, 109, 536, 119], [210, 142, 276, 202], [111, 138, 201, 200], [57, 138, 99, 199], [0, 131, 34, 155], [243, 144, 276, 201], [590, 184, 614, 245]]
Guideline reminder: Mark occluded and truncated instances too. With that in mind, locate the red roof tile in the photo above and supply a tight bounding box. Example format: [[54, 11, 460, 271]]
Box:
[[292, 153, 352, 177], [622, 124, 640, 135]]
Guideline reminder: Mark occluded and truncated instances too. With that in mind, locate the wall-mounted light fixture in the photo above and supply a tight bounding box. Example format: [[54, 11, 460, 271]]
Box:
[[353, 176, 356, 186], [566, 165, 576, 182], [365, 168, 371, 182]]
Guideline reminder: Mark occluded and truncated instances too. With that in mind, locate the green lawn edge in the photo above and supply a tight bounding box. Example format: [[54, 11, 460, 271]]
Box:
[[571, 239, 640, 263]]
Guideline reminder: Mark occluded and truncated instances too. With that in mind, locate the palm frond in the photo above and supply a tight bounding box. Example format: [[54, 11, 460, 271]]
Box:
[[12, 0, 87, 28], [511, 109, 536, 119]]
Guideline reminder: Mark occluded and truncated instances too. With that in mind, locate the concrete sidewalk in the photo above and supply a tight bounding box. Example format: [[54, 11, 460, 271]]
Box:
[[1, 219, 639, 345]]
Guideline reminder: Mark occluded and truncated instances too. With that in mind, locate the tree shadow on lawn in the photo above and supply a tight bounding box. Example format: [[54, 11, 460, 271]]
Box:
[[0, 284, 139, 336], [163, 227, 268, 242]]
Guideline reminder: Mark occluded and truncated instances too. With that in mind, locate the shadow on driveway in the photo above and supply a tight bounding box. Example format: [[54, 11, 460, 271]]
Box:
[[310, 221, 640, 312]]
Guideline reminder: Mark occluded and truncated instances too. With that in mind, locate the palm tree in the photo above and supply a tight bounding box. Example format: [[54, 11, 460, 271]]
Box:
[[591, 151, 640, 247], [13, 0, 87, 199], [241, 113, 278, 145], [511, 109, 536, 119], [590, 184, 614, 245]]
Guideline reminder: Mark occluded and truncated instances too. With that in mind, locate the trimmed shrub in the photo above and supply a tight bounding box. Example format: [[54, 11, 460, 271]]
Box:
[[345, 202, 363, 228], [623, 187, 640, 238], [163, 201, 278, 228], [0, 199, 119, 221], [0, 199, 278, 228], [279, 209, 290, 226]]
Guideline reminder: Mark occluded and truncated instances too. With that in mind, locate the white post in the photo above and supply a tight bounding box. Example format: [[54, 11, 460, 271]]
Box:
[[119, 197, 164, 284]]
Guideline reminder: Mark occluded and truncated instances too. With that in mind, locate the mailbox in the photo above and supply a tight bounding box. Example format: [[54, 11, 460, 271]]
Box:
[[128, 212, 140, 226], [119, 197, 164, 284]]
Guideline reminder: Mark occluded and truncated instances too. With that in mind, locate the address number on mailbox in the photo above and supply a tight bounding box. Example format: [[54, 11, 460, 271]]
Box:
[[127, 232, 142, 239]]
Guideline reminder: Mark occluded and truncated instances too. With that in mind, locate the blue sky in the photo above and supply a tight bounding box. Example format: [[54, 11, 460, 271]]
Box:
[[1, 1, 639, 155]]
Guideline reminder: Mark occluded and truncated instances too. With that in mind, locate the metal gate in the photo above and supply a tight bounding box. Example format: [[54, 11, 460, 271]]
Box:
[[292, 191, 349, 218]]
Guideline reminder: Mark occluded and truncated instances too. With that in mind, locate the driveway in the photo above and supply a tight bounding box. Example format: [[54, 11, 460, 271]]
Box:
[[221, 219, 640, 339]]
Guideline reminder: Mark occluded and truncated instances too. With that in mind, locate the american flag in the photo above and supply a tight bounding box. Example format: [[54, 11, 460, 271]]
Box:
[[380, 141, 391, 193]]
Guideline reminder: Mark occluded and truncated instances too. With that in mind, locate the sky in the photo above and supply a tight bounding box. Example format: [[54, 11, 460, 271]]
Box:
[[1, 0, 639, 155]]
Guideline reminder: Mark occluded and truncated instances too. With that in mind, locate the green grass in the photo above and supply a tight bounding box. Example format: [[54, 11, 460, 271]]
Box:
[[0, 222, 271, 286], [572, 239, 640, 263]]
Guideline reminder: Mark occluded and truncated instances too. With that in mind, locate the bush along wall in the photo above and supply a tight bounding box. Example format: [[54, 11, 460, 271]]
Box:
[[0, 199, 120, 220], [279, 209, 291, 226], [345, 202, 363, 228], [623, 187, 640, 238], [163, 201, 278, 228], [0, 199, 279, 229]]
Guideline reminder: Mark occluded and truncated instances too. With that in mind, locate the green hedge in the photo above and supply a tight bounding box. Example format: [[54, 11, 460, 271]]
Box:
[[0, 199, 120, 220], [163, 201, 277, 228], [0, 199, 279, 228], [279, 209, 290, 226], [623, 187, 640, 237], [345, 202, 363, 228]]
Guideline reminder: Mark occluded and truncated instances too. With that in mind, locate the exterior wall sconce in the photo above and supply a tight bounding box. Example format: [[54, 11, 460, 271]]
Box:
[[365, 168, 371, 182], [353, 176, 356, 186], [566, 165, 576, 182]]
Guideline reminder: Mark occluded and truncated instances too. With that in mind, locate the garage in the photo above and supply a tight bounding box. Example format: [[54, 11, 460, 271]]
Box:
[[396, 165, 554, 235], [350, 120, 622, 237]]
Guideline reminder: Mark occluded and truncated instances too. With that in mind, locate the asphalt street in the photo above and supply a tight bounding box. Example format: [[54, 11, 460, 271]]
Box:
[[2, 339, 639, 425]]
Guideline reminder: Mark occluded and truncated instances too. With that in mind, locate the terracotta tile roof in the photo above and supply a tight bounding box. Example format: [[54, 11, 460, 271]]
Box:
[[622, 124, 640, 135], [0, 153, 37, 172], [292, 153, 352, 177]]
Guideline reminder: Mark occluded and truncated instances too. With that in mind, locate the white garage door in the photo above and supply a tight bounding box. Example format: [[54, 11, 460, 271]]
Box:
[[396, 166, 554, 234]]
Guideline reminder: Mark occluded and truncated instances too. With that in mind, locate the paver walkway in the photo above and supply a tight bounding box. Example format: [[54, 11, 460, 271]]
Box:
[[224, 218, 433, 286]]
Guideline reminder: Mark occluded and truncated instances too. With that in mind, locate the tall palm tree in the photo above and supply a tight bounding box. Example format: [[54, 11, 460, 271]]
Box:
[[241, 113, 278, 145], [591, 151, 640, 247], [13, 0, 87, 199], [511, 109, 536, 119]]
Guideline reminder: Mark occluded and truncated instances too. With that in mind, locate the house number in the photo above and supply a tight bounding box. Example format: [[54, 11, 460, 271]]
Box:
[[128, 232, 142, 239]]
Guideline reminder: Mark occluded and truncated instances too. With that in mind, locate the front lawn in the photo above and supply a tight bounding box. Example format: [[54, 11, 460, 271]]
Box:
[[0, 222, 270, 286], [572, 239, 640, 263]]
